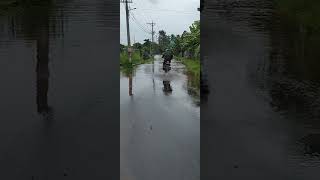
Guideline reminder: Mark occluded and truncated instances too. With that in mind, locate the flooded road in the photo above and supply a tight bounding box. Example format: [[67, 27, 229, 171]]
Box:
[[0, 0, 118, 179], [120, 56, 200, 180], [203, 0, 320, 179]]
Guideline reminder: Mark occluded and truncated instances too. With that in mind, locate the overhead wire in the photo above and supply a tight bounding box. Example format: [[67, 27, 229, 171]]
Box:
[[131, 11, 149, 30], [133, 0, 198, 14], [122, 1, 198, 43], [129, 10, 151, 34], [132, 0, 153, 23], [129, 2, 155, 35], [130, 4, 155, 35], [138, 8, 199, 15]]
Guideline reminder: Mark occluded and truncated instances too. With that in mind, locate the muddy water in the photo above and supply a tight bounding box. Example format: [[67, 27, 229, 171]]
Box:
[[202, 0, 320, 179], [120, 56, 200, 180]]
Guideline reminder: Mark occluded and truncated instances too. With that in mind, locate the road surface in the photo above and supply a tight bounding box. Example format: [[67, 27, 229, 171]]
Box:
[[0, 1, 118, 179], [120, 56, 200, 180], [202, 0, 320, 179]]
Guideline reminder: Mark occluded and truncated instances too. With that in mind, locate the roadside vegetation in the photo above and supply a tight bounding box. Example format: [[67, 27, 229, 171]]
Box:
[[176, 57, 200, 78], [182, 57, 200, 103], [120, 51, 151, 67], [168, 20, 200, 98], [120, 43, 153, 75], [120, 20, 200, 78], [157, 20, 200, 77]]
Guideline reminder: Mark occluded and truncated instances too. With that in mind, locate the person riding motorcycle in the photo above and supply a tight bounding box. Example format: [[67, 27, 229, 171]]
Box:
[[162, 49, 173, 66]]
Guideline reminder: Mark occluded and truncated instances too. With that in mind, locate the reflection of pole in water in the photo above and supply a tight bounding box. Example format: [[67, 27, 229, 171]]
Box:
[[129, 73, 133, 96], [152, 58, 155, 93], [36, 20, 52, 118]]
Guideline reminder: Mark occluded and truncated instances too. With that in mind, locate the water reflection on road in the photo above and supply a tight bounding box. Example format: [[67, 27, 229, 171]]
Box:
[[0, 0, 118, 179], [203, 0, 320, 179], [120, 56, 200, 180]]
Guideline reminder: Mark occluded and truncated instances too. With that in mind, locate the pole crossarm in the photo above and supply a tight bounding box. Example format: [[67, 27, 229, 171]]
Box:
[[147, 21, 156, 55]]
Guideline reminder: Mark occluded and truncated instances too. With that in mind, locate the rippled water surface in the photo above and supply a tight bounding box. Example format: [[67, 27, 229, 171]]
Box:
[[0, 0, 118, 179], [202, 0, 320, 179]]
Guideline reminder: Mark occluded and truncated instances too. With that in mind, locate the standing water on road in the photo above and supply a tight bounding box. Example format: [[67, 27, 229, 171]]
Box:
[[203, 0, 320, 179], [0, 0, 118, 179], [120, 55, 200, 180]]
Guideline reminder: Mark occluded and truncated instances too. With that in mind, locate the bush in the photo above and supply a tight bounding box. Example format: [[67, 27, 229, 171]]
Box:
[[120, 51, 152, 68]]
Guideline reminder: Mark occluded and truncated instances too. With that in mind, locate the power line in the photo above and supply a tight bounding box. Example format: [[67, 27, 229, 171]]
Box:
[[146, 21, 156, 42], [133, 0, 198, 14], [139, 8, 198, 14], [130, 11, 151, 34], [134, 10, 152, 25], [130, 11, 150, 31], [132, 1, 153, 23], [147, 21, 156, 55], [130, 16, 150, 34], [120, 0, 132, 2]]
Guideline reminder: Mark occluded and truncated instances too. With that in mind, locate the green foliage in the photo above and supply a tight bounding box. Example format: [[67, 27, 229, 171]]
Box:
[[158, 30, 170, 53], [120, 44, 126, 53], [169, 34, 181, 56], [176, 56, 200, 100], [176, 57, 200, 78], [120, 50, 152, 68], [158, 20, 200, 59], [181, 20, 200, 58]]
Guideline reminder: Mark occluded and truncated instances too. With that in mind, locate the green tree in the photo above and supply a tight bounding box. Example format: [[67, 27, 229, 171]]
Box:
[[120, 44, 126, 53], [158, 30, 170, 53], [141, 39, 151, 59], [133, 42, 143, 56], [180, 20, 200, 58]]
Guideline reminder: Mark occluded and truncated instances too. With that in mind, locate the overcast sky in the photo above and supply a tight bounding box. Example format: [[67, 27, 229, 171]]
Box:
[[120, 0, 200, 45]]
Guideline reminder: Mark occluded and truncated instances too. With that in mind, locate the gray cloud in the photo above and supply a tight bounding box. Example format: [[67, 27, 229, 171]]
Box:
[[148, 0, 158, 4], [121, 0, 199, 44]]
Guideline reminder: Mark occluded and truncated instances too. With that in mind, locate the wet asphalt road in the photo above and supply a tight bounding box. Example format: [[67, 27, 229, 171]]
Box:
[[1, 0, 320, 179], [0, 0, 118, 179], [120, 56, 200, 180], [202, 0, 320, 179]]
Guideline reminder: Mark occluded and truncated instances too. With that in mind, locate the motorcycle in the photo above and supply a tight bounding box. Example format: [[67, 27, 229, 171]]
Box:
[[162, 60, 171, 73], [162, 80, 173, 95]]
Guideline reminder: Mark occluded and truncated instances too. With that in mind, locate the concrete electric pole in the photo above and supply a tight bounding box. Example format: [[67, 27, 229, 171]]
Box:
[[121, 0, 133, 62], [147, 21, 155, 55]]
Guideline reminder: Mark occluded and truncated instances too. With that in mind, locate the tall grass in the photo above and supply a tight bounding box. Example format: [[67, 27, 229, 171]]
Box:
[[120, 51, 152, 67], [176, 56, 200, 78]]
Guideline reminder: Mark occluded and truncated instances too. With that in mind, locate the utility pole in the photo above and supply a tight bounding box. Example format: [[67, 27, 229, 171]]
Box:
[[121, 0, 134, 96], [121, 0, 133, 62], [147, 21, 155, 55]]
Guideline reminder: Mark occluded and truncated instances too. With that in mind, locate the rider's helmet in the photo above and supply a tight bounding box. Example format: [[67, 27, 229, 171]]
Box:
[[164, 48, 172, 56]]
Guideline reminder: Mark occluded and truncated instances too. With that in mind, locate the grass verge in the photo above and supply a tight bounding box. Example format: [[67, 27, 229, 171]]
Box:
[[120, 51, 153, 77], [176, 56, 200, 103], [176, 56, 200, 78]]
